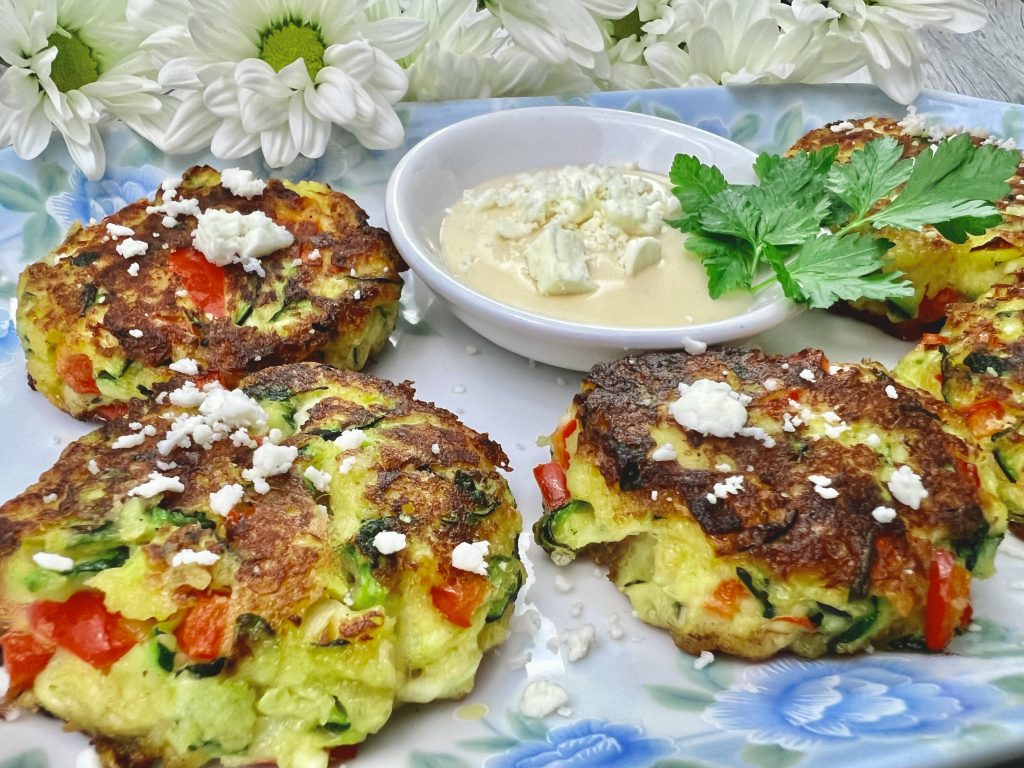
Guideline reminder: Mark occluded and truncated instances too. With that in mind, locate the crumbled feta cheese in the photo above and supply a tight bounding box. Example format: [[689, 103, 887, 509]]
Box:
[[763, 377, 781, 391], [230, 428, 257, 449], [670, 379, 748, 438], [127, 262, 140, 276], [714, 462, 732, 472], [338, 456, 358, 474], [106, 223, 134, 238], [169, 357, 200, 375], [562, 623, 597, 662], [220, 167, 267, 198], [866, 433, 881, 448], [32, 551, 74, 572], [112, 431, 147, 449], [42, 493, 58, 503], [813, 485, 839, 500], [243, 442, 299, 494], [128, 328, 144, 338], [171, 548, 220, 567], [451, 540, 490, 576], [830, 120, 855, 133], [87, 459, 100, 475], [808, 474, 832, 486], [116, 238, 148, 259], [694, 650, 715, 670], [681, 337, 707, 355], [128, 472, 185, 498], [192, 208, 294, 277], [799, 369, 816, 383], [651, 443, 676, 461], [885, 384, 898, 399], [887, 465, 928, 510], [430, 442, 440, 455], [372, 530, 407, 555], [335, 429, 367, 450], [199, 388, 266, 430], [519, 680, 570, 719], [707, 475, 745, 505], [303, 465, 332, 492], [156, 460, 177, 471], [872, 506, 897, 523], [209, 483, 244, 516]]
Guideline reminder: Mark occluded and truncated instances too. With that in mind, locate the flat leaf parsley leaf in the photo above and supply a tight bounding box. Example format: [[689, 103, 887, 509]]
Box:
[[668, 132, 1020, 309]]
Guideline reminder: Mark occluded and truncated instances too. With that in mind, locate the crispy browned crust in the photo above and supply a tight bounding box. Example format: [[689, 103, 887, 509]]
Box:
[[16, 166, 406, 419], [573, 348, 987, 597]]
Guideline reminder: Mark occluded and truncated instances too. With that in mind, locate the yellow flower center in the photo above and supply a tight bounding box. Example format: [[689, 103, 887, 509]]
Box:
[[610, 9, 643, 41], [46, 27, 101, 92], [259, 21, 327, 81]]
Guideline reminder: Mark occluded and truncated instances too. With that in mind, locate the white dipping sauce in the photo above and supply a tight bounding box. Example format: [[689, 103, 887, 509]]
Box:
[[440, 164, 753, 328]]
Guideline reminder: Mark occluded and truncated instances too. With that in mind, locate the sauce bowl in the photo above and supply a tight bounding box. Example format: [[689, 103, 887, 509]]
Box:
[[384, 105, 801, 371]]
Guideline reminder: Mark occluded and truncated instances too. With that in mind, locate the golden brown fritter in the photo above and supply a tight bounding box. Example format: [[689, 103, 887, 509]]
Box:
[[16, 166, 406, 420], [790, 116, 1024, 338], [535, 348, 1005, 659], [0, 363, 523, 768]]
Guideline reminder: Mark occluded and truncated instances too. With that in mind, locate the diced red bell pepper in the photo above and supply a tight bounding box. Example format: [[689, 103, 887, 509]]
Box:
[[430, 573, 490, 628], [169, 248, 226, 318], [925, 549, 971, 651], [175, 593, 231, 662], [533, 461, 570, 511], [0, 631, 55, 695], [29, 591, 137, 669], [704, 578, 747, 619], [56, 352, 100, 395]]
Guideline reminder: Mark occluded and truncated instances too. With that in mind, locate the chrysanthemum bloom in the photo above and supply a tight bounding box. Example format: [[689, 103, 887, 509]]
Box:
[[146, 0, 425, 166], [0, 0, 164, 179]]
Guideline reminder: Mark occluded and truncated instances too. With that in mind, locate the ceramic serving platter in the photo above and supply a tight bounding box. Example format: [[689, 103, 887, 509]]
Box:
[[3, 84, 1024, 768]]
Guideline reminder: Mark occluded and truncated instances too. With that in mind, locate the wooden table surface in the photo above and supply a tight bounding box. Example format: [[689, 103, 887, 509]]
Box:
[[920, 0, 1023, 103]]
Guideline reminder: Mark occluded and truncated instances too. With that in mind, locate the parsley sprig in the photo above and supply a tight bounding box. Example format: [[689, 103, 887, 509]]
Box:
[[668, 134, 1020, 309]]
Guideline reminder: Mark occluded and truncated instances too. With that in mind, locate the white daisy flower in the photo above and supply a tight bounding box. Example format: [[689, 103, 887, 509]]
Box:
[[485, 0, 635, 72], [822, 0, 987, 104], [644, 0, 829, 88], [0, 0, 164, 179], [144, 0, 426, 166], [387, 0, 549, 101]]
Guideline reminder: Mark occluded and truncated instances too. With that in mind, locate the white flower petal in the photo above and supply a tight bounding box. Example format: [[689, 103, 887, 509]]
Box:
[[289, 93, 330, 158], [159, 92, 222, 153], [211, 118, 261, 159], [238, 89, 288, 133], [63, 126, 106, 180], [11, 100, 53, 159], [159, 56, 204, 89], [361, 15, 427, 59], [235, 58, 292, 98], [260, 125, 299, 168], [307, 76, 357, 124]]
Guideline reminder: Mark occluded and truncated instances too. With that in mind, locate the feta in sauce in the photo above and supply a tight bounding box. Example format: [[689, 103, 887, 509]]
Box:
[[440, 164, 752, 327]]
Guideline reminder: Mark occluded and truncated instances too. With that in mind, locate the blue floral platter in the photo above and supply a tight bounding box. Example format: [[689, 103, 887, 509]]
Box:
[[2, 85, 1024, 768]]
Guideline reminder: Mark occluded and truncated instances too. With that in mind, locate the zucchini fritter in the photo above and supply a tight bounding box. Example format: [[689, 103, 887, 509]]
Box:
[[16, 166, 405, 420], [789, 116, 1024, 338], [0, 363, 523, 768], [896, 270, 1024, 527], [534, 349, 1005, 659]]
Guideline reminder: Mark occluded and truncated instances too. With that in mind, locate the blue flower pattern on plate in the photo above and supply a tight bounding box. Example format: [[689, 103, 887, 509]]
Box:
[[703, 657, 1004, 751], [488, 719, 675, 768], [45, 165, 165, 229]]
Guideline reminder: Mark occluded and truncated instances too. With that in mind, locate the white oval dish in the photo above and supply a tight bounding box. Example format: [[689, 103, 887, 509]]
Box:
[[385, 105, 800, 371]]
